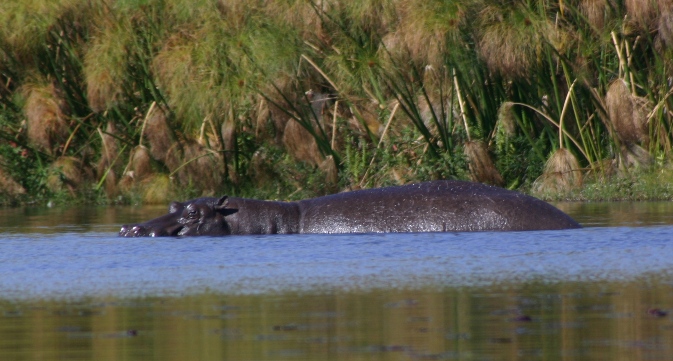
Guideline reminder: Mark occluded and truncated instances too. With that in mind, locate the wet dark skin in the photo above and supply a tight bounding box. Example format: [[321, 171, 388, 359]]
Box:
[[119, 180, 581, 237]]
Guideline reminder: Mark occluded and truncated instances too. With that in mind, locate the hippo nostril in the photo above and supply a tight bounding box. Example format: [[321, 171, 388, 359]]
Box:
[[132, 225, 147, 237], [119, 224, 152, 237], [119, 224, 134, 237]]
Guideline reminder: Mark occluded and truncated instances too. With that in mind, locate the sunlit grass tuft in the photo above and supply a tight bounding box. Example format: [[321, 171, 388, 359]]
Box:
[[2, 0, 673, 204]]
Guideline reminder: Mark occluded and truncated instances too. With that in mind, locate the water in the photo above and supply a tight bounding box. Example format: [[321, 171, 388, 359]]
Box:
[[1, 202, 673, 360]]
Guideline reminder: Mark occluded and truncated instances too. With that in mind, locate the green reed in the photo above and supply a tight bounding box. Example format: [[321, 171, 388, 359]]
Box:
[[1, 0, 673, 204]]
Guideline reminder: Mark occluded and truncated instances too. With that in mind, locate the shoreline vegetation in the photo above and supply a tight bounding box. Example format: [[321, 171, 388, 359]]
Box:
[[1, 0, 673, 206]]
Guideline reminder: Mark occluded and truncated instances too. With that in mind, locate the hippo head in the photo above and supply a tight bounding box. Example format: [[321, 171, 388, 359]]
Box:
[[119, 197, 236, 237]]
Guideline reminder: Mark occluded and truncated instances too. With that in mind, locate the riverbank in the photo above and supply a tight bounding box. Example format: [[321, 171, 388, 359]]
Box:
[[1, 163, 672, 207]]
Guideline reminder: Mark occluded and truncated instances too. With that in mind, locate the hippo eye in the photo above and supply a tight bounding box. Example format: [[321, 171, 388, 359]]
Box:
[[187, 210, 198, 219]]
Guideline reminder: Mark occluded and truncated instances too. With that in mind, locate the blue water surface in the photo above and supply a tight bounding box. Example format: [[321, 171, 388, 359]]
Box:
[[0, 224, 671, 300]]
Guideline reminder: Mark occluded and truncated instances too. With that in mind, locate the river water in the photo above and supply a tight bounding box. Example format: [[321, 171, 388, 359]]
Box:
[[1, 201, 673, 360]]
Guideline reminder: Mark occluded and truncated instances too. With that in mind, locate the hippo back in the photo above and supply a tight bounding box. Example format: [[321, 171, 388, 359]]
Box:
[[297, 180, 579, 233]]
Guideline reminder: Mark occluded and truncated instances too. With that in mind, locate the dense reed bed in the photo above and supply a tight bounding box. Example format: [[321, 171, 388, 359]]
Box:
[[1, 0, 672, 205]]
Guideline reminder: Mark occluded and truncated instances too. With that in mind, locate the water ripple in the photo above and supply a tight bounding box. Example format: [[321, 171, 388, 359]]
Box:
[[0, 226, 672, 300]]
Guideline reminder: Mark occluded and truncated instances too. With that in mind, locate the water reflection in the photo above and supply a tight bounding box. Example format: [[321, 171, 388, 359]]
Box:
[[0, 204, 168, 234], [1, 201, 673, 360], [556, 201, 673, 227], [1, 281, 672, 361], [2, 200, 673, 235]]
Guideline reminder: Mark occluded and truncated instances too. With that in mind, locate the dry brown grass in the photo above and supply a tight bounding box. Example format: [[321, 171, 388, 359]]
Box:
[[602, 79, 655, 170], [282, 119, 324, 166], [46, 156, 92, 195], [619, 143, 653, 170], [267, 87, 334, 167], [0, 0, 85, 64], [626, 0, 659, 30], [143, 104, 176, 164], [128, 145, 152, 181], [659, 9, 673, 48], [496, 101, 517, 138], [83, 18, 130, 113], [97, 122, 121, 176], [319, 155, 339, 188], [220, 117, 236, 152], [350, 102, 384, 138], [263, 76, 295, 145], [631, 96, 653, 146], [463, 141, 503, 186], [6, 0, 673, 203], [264, 0, 318, 34], [533, 148, 583, 195], [347, 0, 397, 35], [385, 0, 465, 68], [219, 116, 239, 182], [101, 168, 118, 198], [605, 79, 650, 146], [0, 165, 26, 196], [96, 122, 122, 197], [150, 25, 231, 133], [254, 97, 271, 140], [155, 129, 225, 194], [142, 102, 226, 192], [118, 145, 153, 193], [140, 174, 173, 204], [284, 0, 397, 40], [151, 33, 196, 114], [416, 95, 445, 135], [581, 0, 608, 31], [477, 4, 554, 77], [24, 82, 70, 155], [175, 140, 224, 193]]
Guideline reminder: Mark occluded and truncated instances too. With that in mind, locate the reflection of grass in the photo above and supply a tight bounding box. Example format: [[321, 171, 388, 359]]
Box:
[[2, 278, 673, 360]]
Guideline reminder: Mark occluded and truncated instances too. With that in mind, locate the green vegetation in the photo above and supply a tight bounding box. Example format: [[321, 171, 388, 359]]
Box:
[[1, 0, 673, 205]]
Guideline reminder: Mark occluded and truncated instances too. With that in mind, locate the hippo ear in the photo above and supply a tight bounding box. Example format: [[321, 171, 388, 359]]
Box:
[[214, 196, 238, 215], [168, 201, 181, 213], [214, 196, 229, 210]]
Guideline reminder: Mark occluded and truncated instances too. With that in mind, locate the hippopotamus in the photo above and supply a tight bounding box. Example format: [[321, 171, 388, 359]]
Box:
[[119, 180, 580, 237]]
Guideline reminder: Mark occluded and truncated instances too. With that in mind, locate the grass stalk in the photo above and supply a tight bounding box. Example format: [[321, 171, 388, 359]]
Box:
[[94, 132, 126, 192], [168, 150, 221, 178], [509, 98, 589, 162], [359, 101, 399, 187], [139, 101, 157, 147], [453, 69, 471, 142]]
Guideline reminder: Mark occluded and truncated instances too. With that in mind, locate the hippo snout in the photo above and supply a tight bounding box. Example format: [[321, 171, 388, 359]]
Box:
[[119, 207, 191, 237], [119, 224, 147, 237]]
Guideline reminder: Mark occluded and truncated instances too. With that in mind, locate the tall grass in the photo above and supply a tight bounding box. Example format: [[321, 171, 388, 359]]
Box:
[[1, 0, 673, 204]]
